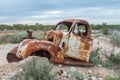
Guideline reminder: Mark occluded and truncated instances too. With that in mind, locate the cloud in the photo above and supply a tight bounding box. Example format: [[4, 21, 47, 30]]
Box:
[[0, 16, 9, 19], [0, 0, 120, 24], [30, 10, 63, 19]]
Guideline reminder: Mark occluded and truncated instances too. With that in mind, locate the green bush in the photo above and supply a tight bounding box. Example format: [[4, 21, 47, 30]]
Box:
[[110, 33, 120, 47], [89, 47, 102, 65], [101, 52, 120, 69], [0, 31, 45, 44], [102, 51, 120, 69], [107, 52, 120, 65], [68, 70, 84, 80], [105, 76, 120, 80], [18, 58, 56, 80], [101, 60, 116, 69], [0, 32, 27, 44], [11, 32, 27, 43], [101, 23, 109, 35], [89, 47, 120, 69]]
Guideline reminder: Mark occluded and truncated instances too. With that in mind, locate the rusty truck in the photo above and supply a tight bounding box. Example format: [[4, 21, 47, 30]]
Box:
[[7, 19, 94, 66]]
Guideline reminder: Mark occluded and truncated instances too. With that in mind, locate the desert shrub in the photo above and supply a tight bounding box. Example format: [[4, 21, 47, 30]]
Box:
[[68, 70, 84, 80], [0, 31, 27, 44], [0, 39, 4, 44], [10, 32, 27, 43], [89, 47, 120, 68], [101, 52, 120, 69], [107, 52, 120, 65], [101, 23, 109, 35], [105, 76, 120, 80], [101, 60, 116, 69], [0, 31, 45, 44], [89, 47, 102, 65], [17, 58, 56, 80], [102, 51, 120, 69], [110, 33, 120, 47], [0, 37, 6, 44]]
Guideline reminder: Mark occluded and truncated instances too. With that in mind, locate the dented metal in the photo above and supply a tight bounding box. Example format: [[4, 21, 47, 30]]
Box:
[[7, 19, 93, 66]]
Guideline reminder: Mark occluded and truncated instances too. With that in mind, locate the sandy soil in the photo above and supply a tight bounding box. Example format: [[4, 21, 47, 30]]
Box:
[[0, 37, 120, 80], [0, 44, 18, 67]]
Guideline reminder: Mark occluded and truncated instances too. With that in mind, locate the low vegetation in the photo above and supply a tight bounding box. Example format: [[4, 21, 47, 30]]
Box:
[[107, 52, 120, 65], [89, 47, 102, 65], [0, 22, 120, 31], [105, 76, 120, 80], [0, 31, 44, 44], [101, 23, 109, 35], [90, 47, 120, 69], [110, 33, 120, 47], [17, 58, 56, 80], [68, 70, 84, 80], [0, 23, 54, 31]]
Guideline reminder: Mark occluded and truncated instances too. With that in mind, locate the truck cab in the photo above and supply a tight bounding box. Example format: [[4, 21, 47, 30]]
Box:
[[45, 19, 92, 62]]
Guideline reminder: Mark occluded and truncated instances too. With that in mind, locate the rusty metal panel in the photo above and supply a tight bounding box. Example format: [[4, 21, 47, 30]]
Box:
[[62, 33, 91, 62], [16, 39, 64, 63], [7, 46, 22, 62]]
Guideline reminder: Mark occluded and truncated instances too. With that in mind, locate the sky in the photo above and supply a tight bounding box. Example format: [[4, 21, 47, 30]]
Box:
[[0, 0, 120, 25]]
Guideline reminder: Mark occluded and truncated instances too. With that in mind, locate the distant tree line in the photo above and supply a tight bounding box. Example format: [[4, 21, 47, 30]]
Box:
[[0, 23, 120, 31], [0, 23, 54, 31], [91, 23, 120, 30]]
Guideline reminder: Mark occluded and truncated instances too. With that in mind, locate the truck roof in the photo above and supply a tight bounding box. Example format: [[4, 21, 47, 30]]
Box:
[[57, 19, 89, 25]]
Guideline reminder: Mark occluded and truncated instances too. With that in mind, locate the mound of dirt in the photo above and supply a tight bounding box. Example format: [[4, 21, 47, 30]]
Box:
[[92, 37, 120, 61]]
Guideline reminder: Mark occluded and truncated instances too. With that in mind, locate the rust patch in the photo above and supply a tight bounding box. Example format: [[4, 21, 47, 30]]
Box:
[[45, 30, 63, 46], [16, 39, 64, 63], [7, 46, 22, 62], [78, 38, 93, 62]]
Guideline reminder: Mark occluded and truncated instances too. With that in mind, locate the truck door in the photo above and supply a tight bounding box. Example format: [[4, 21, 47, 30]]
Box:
[[66, 22, 92, 62]]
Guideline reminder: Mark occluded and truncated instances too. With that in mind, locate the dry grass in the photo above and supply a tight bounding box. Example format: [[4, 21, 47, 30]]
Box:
[[0, 30, 45, 44]]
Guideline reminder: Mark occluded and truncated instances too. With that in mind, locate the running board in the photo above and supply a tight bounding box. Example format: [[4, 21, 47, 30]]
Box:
[[62, 59, 94, 67]]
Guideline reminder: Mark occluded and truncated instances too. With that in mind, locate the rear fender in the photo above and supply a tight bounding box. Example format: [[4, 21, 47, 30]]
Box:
[[16, 39, 64, 63]]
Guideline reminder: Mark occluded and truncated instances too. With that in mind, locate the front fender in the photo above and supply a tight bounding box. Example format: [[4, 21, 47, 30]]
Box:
[[16, 39, 64, 63]]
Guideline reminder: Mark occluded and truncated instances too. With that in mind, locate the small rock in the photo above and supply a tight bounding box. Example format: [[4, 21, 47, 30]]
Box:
[[98, 78, 103, 80], [83, 78, 89, 80], [3, 73, 5, 75], [67, 73, 71, 77], [88, 70, 92, 74], [98, 64, 102, 67], [69, 67, 76, 72], [58, 64, 63, 68], [18, 68, 23, 72], [91, 76, 98, 80], [61, 71, 67, 77]]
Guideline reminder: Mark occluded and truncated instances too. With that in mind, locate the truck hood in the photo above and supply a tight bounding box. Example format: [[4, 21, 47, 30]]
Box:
[[45, 30, 64, 46]]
